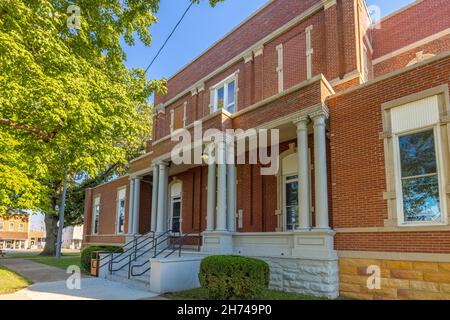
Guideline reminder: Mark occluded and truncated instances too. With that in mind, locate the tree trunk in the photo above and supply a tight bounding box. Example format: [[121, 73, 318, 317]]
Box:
[[41, 213, 58, 256]]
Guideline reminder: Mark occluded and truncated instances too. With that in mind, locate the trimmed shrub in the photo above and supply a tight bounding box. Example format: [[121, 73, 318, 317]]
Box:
[[80, 245, 123, 272], [199, 255, 270, 300]]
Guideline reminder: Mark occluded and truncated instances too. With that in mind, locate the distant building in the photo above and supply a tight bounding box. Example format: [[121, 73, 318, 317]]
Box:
[[0, 214, 29, 249], [62, 225, 83, 250]]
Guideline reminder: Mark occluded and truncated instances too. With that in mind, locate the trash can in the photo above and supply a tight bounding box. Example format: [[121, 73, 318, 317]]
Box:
[[90, 251, 107, 277]]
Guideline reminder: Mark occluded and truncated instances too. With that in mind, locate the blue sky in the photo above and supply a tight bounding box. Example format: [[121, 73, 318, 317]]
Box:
[[122, 0, 414, 99]]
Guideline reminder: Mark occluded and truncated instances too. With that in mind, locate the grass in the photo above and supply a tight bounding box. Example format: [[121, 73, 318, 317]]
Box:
[[0, 265, 32, 295], [1, 252, 82, 272], [30, 256, 82, 271], [164, 287, 324, 300]]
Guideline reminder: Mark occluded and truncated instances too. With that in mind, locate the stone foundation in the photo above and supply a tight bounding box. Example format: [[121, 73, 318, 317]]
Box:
[[339, 258, 450, 300], [261, 257, 339, 299]]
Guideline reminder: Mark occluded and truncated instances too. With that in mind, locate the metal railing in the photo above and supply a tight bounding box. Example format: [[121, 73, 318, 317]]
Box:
[[130, 230, 201, 277], [98, 231, 155, 271]]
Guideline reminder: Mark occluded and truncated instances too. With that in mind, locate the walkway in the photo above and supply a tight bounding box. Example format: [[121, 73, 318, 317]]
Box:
[[0, 258, 159, 300]]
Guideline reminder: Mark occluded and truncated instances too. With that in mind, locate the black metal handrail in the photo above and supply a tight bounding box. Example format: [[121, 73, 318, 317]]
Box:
[[128, 230, 174, 278], [99, 231, 154, 269], [130, 230, 201, 277], [108, 235, 156, 273]]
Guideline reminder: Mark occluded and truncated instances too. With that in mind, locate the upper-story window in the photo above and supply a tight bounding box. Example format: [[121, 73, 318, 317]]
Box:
[[212, 74, 237, 113], [9, 222, 14, 231], [18, 223, 24, 232], [0, 221, 3, 231]]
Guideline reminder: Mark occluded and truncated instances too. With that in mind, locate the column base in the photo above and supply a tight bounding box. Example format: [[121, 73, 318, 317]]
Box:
[[201, 231, 234, 254], [291, 229, 337, 260]]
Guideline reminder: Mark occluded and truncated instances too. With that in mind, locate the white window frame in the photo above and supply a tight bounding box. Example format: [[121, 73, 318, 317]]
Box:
[[8, 222, 14, 231], [116, 187, 126, 234], [18, 223, 24, 232], [0, 221, 3, 231], [211, 73, 238, 113], [92, 196, 100, 235], [393, 125, 447, 226], [169, 182, 182, 234]]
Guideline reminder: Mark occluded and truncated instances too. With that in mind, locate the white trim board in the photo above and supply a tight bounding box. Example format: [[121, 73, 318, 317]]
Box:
[[373, 28, 450, 65]]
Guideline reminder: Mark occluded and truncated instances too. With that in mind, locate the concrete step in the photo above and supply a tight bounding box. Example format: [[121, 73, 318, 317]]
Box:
[[106, 273, 151, 291]]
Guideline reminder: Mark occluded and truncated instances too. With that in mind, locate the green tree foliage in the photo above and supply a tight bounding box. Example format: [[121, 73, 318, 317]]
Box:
[[0, 0, 222, 254]]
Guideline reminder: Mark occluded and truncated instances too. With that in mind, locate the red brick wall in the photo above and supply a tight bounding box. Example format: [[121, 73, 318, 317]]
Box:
[[153, 0, 359, 142], [329, 54, 450, 252], [154, 0, 319, 105], [374, 35, 450, 77], [372, 0, 450, 60], [84, 176, 130, 242]]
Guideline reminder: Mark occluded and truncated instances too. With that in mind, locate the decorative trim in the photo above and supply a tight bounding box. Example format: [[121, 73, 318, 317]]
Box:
[[253, 45, 264, 57], [305, 25, 314, 80], [382, 191, 396, 200], [243, 51, 254, 63], [372, 28, 450, 65], [338, 250, 450, 262], [379, 131, 392, 140], [276, 44, 284, 93], [323, 0, 337, 10]]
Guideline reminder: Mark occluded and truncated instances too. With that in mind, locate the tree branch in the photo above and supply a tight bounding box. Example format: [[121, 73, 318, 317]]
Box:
[[0, 118, 63, 142]]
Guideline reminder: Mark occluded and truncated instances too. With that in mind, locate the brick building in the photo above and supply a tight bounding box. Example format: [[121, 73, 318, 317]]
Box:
[[0, 214, 29, 250], [83, 0, 450, 299]]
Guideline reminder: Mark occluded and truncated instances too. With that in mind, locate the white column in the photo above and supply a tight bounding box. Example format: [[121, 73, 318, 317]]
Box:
[[312, 110, 330, 229], [156, 162, 168, 233], [216, 138, 227, 231], [295, 117, 311, 229], [206, 160, 216, 231], [128, 178, 135, 234], [133, 177, 141, 234], [150, 164, 159, 232], [227, 139, 236, 232]]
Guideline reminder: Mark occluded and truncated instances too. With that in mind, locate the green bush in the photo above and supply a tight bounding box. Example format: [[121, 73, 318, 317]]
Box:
[[198, 255, 270, 300], [80, 245, 123, 272]]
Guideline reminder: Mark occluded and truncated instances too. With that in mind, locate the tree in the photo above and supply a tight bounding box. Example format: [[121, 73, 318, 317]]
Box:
[[0, 0, 223, 255]]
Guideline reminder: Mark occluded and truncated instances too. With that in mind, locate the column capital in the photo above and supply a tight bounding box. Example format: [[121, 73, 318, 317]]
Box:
[[293, 116, 310, 130], [310, 108, 329, 124], [156, 160, 169, 168]]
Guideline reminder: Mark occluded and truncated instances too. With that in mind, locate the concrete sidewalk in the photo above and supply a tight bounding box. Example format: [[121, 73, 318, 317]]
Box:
[[0, 258, 159, 300], [0, 258, 74, 283], [0, 278, 160, 300]]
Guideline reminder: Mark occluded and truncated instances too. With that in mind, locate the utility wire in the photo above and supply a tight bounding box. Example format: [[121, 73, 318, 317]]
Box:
[[144, 1, 195, 74]]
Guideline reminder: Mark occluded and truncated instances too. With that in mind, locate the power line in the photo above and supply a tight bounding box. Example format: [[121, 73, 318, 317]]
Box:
[[144, 1, 195, 74]]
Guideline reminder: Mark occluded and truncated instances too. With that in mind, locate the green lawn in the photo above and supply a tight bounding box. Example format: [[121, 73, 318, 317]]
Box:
[[30, 256, 82, 271], [2, 253, 82, 271], [164, 287, 323, 300], [0, 265, 32, 295]]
